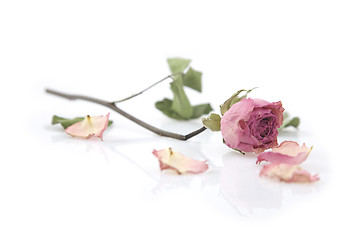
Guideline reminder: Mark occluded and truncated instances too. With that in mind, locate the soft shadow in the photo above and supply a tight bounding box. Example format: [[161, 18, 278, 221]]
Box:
[[219, 152, 283, 216], [48, 126, 321, 217], [149, 141, 221, 193], [278, 129, 299, 138], [219, 151, 320, 216]]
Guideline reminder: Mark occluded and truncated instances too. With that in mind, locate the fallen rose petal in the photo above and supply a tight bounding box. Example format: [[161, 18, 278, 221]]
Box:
[[65, 113, 110, 140], [260, 163, 319, 183], [152, 148, 208, 174], [256, 141, 312, 165]]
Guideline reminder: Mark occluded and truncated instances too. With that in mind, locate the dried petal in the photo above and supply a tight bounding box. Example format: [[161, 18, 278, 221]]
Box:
[[65, 113, 110, 140], [256, 141, 312, 165], [220, 98, 284, 154], [260, 163, 319, 183], [152, 148, 208, 174]]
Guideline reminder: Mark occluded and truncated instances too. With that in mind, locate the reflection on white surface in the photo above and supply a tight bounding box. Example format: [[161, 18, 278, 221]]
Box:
[[220, 153, 283, 216], [50, 124, 323, 217]]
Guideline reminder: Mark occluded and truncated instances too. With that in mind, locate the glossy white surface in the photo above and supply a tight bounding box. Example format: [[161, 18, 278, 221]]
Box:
[[0, 1, 359, 239]]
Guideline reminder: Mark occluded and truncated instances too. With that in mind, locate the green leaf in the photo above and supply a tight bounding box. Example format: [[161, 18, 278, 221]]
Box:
[[220, 88, 256, 115], [52, 115, 85, 129], [202, 113, 221, 131], [183, 67, 202, 92], [155, 99, 185, 120], [191, 103, 213, 119], [170, 79, 194, 119], [278, 112, 300, 130], [284, 117, 300, 128], [155, 58, 213, 120], [52, 115, 113, 129], [229, 88, 256, 107], [52, 115, 67, 124], [167, 58, 191, 74], [156, 100, 212, 120]]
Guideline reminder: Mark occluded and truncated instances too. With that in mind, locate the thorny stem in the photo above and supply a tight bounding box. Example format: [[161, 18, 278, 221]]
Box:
[[45, 89, 207, 140], [111, 72, 182, 104]]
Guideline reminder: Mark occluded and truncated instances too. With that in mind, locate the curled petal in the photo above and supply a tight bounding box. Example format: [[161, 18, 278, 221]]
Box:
[[65, 113, 110, 140], [260, 164, 319, 183], [152, 148, 208, 174], [256, 141, 312, 165], [221, 98, 284, 153], [220, 99, 255, 150]]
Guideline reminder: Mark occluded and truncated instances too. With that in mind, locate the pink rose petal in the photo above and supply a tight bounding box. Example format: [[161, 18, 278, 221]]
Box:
[[220, 98, 284, 153], [65, 113, 110, 140], [152, 148, 208, 174], [256, 141, 313, 165], [220, 99, 255, 151], [260, 163, 319, 183]]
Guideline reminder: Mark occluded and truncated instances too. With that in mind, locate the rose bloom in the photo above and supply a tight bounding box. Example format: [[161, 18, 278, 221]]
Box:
[[220, 98, 284, 153]]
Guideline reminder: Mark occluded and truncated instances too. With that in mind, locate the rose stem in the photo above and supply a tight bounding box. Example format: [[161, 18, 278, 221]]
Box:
[[45, 89, 207, 141], [111, 72, 181, 104]]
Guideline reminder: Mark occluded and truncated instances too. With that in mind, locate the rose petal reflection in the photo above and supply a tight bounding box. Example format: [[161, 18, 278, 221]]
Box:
[[220, 153, 283, 216]]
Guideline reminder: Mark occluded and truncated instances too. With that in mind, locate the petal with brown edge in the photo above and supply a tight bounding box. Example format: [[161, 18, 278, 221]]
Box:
[[65, 113, 110, 140], [256, 141, 312, 165], [152, 148, 208, 174]]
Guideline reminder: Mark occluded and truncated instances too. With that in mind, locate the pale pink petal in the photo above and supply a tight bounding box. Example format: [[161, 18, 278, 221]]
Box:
[[152, 148, 208, 174], [65, 113, 110, 140], [256, 141, 312, 165], [260, 163, 319, 183], [220, 98, 256, 151]]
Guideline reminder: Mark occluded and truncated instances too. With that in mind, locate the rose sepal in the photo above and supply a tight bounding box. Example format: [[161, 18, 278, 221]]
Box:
[[220, 88, 256, 116], [202, 113, 221, 131]]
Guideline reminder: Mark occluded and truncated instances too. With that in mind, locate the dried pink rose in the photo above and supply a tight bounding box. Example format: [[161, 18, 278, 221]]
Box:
[[256, 141, 313, 165], [259, 163, 319, 183], [65, 113, 110, 140], [152, 148, 208, 174], [221, 98, 284, 153]]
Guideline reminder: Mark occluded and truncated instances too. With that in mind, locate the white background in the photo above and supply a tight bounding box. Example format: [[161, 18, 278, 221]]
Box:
[[0, 0, 359, 239]]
